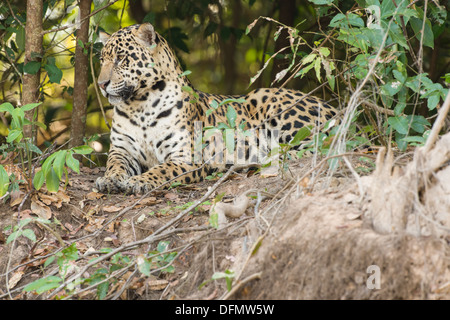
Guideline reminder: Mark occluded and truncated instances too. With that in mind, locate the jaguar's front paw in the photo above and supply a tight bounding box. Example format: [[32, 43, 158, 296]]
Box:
[[126, 176, 155, 194], [95, 173, 130, 193]]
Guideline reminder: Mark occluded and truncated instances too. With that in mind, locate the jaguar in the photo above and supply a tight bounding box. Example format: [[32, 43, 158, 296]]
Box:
[[95, 23, 337, 194]]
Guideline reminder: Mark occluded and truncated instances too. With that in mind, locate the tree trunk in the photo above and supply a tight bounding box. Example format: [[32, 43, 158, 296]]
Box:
[[219, 0, 241, 94], [70, 0, 92, 149], [270, 0, 296, 84], [22, 0, 43, 142]]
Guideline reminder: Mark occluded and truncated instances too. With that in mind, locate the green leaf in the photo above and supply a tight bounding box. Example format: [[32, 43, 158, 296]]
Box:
[[6, 129, 23, 143], [178, 70, 192, 78], [290, 126, 312, 146], [382, 81, 402, 96], [302, 53, 317, 64], [319, 47, 330, 57], [72, 145, 93, 155], [45, 64, 63, 83], [395, 132, 408, 151], [66, 152, 80, 173], [27, 142, 43, 155], [136, 255, 151, 276], [97, 281, 109, 300], [23, 61, 41, 75], [427, 92, 440, 110], [22, 229, 36, 242], [224, 129, 235, 154], [15, 26, 25, 52], [400, 136, 425, 144], [226, 105, 237, 128], [209, 100, 219, 110], [388, 116, 409, 135], [410, 15, 434, 49], [408, 115, 430, 133], [60, 243, 79, 261], [394, 102, 406, 116], [209, 212, 219, 229], [53, 150, 67, 180], [23, 276, 62, 294], [330, 13, 364, 28], [0, 165, 9, 197], [0, 102, 14, 114], [295, 61, 315, 78], [44, 256, 56, 269], [388, 24, 408, 49], [41, 152, 58, 176], [211, 270, 235, 291], [393, 70, 406, 84], [157, 241, 170, 253], [6, 231, 20, 244], [21, 102, 42, 112], [308, 0, 334, 5], [45, 167, 60, 192], [33, 170, 45, 190], [219, 98, 246, 106], [44, 57, 63, 84], [7, 228, 36, 244], [314, 58, 321, 81], [329, 13, 346, 27]]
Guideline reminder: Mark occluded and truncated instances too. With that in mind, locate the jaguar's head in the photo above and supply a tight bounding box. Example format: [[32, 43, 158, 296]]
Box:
[[98, 23, 176, 105]]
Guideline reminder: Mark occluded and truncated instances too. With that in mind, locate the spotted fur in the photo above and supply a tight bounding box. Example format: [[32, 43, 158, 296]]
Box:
[[95, 23, 337, 194]]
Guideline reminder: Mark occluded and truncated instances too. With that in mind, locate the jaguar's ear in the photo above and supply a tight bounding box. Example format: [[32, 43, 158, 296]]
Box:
[[98, 30, 110, 44], [133, 23, 157, 48]]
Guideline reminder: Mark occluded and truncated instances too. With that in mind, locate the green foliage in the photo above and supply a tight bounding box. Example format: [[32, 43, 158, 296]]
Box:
[[199, 269, 235, 291], [23, 276, 63, 295], [6, 217, 48, 244], [0, 102, 93, 197], [23, 242, 79, 295], [203, 98, 249, 156], [33, 145, 93, 192], [137, 241, 177, 276], [294, 0, 449, 151]]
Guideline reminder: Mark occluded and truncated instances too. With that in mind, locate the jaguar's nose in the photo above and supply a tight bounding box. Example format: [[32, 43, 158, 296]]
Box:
[[98, 80, 110, 90]]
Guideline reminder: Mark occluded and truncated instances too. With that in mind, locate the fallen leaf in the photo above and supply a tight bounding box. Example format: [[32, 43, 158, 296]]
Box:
[[8, 270, 24, 289], [104, 234, 121, 247], [102, 205, 121, 213], [10, 196, 23, 207], [38, 193, 62, 208], [147, 279, 168, 291], [86, 191, 103, 200], [164, 193, 178, 201], [31, 198, 52, 219], [56, 190, 71, 203], [12, 210, 32, 219], [135, 197, 159, 208], [10, 190, 24, 207]]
